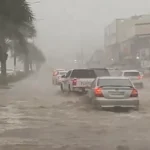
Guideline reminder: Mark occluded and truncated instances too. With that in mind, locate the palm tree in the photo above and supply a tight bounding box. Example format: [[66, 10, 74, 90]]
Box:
[[17, 42, 46, 71], [0, 0, 35, 84]]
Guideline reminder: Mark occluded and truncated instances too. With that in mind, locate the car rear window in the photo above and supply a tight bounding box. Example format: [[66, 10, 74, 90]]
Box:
[[59, 71, 67, 75], [71, 69, 96, 78], [124, 72, 140, 76], [94, 69, 110, 77], [97, 79, 132, 87]]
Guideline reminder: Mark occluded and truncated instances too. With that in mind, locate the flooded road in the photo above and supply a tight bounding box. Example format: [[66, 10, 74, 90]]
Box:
[[0, 66, 150, 149]]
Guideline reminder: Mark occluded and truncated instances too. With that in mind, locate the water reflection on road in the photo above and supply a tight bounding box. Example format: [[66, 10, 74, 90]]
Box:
[[0, 67, 150, 149]]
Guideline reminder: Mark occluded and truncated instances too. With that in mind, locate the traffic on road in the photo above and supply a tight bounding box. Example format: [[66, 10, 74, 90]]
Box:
[[0, 66, 150, 149], [52, 67, 142, 110]]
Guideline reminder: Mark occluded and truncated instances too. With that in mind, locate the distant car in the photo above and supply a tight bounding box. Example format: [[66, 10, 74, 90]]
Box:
[[139, 72, 144, 78], [55, 71, 68, 85], [87, 76, 139, 110], [120, 70, 143, 88], [52, 69, 66, 85], [7, 69, 16, 76]]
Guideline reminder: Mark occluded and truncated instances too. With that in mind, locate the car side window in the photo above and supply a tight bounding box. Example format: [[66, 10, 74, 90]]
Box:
[[91, 79, 96, 88], [66, 71, 71, 78]]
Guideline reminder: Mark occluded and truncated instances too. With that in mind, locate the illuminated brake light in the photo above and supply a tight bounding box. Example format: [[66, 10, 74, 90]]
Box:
[[94, 87, 104, 97], [72, 78, 77, 85], [130, 88, 138, 97]]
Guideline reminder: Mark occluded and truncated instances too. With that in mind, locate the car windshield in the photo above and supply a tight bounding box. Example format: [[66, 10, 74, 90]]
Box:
[[124, 72, 140, 76], [94, 69, 110, 76], [71, 69, 96, 78], [98, 78, 132, 87]]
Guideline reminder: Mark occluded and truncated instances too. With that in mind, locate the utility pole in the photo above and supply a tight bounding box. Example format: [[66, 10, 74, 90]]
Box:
[[81, 48, 84, 67]]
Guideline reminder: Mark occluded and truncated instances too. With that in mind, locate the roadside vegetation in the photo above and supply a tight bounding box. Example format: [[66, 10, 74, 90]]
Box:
[[0, 0, 45, 85]]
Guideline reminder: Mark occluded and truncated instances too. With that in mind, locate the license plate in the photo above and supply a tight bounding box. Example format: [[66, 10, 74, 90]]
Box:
[[109, 91, 124, 95], [80, 82, 90, 86]]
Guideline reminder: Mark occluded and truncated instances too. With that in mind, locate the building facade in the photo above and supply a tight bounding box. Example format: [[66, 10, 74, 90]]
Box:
[[104, 14, 150, 68]]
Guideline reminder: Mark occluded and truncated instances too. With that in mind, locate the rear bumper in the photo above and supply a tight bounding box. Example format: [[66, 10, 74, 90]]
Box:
[[95, 98, 139, 108]]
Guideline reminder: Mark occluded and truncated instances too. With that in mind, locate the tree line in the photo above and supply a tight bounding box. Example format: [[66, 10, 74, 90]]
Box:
[[0, 0, 45, 84]]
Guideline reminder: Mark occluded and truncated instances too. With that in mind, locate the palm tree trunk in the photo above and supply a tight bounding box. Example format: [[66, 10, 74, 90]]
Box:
[[30, 61, 33, 71], [24, 53, 29, 74], [0, 41, 8, 85], [1, 54, 7, 85], [14, 53, 16, 71]]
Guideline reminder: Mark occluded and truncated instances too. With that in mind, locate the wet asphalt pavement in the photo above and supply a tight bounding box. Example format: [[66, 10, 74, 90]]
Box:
[[0, 66, 150, 149]]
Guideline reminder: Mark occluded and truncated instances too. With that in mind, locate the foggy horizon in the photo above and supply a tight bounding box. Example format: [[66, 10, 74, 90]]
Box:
[[29, 0, 150, 64]]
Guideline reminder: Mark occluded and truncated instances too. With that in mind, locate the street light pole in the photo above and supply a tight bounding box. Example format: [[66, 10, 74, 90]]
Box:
[[81, 48, 84, 67]]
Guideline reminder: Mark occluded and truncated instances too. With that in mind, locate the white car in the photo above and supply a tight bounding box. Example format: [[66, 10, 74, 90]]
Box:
[[55, 71, 68, 85], [87, 76, 139, 110], [60, 69, 96, 93], [60, 68, 111, 93], [120, 70, 143, 88], [7, 69, 16, 76], [52, 69, 65, 85]]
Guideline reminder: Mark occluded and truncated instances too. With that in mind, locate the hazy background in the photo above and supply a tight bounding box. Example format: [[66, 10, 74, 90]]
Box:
[[18, 0, 150, 67]]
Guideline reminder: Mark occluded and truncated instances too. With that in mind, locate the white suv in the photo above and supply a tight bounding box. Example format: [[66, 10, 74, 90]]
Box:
[[120, 70, 143, 88]]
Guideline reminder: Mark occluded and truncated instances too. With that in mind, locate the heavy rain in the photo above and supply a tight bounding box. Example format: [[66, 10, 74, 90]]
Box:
[[0, 0, 150, 150]]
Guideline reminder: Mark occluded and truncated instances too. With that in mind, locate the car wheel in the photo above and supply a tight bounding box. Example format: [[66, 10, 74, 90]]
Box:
[[81, 88, 86, 94]]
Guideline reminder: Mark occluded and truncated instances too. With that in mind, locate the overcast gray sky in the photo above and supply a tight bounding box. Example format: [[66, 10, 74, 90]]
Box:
[[30, 0, 150, 63]]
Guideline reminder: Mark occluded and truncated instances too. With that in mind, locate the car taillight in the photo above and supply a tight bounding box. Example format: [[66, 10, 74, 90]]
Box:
[[130, 88, 138, 97], [53, 71, 58, 76], [72, 78, 77, 85], [94, 87, 104, 97], [138, 76, 142, 79]]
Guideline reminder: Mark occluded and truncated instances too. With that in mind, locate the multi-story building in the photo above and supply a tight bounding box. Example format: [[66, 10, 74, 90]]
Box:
[[104, 14, 150, 67]]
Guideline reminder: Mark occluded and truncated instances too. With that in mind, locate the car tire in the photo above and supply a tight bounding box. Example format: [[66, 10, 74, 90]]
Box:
[[81, 88, 86, 94]]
